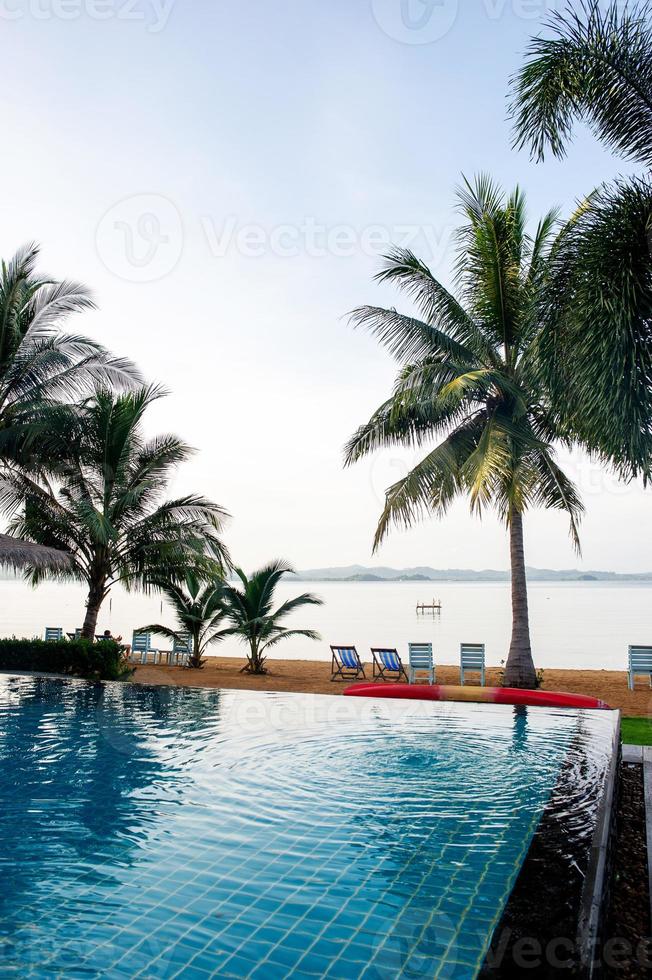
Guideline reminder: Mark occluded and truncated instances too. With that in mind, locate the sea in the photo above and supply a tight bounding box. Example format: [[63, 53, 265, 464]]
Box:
[[1, 579, 650, 671]]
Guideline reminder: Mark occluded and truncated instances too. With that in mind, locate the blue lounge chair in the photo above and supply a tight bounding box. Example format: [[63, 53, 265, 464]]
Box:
[[331, 646, 366, 681], [408, 642, 435, 684], [371, 648, 408, 682], [131, 631, 159, 664], [169, 634, 193, 667], [66, 628, 82, 641], [44, 627, 63, 642], [628, 645, 652, 690], [460, 643, 486, 686]]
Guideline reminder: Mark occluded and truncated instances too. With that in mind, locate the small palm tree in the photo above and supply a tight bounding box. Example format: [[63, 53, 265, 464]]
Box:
[[345, 177, 584, 689], [219, 561, 322, 674], [0, 385, 229, 638], [509, 0, 652, 477], [0, 243, 140, 464], [139, 570, 227, 669]]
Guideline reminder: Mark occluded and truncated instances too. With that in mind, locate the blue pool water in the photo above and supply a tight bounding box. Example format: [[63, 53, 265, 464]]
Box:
[[0, 676, 616, 979]]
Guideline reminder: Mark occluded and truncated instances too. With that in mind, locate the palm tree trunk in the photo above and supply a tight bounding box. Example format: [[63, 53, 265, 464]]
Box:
[[82, 582, 105, 640], [503, 510, 537, 689], [246, 638, 266, 674], [189, 627, 203, 668]]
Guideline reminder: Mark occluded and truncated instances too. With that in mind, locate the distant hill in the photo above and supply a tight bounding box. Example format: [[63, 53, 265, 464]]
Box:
[[296, 565, 652, 583]]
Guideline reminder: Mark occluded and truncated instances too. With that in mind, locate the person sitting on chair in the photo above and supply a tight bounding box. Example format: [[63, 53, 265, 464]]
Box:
[[101, 628, 130, 655]]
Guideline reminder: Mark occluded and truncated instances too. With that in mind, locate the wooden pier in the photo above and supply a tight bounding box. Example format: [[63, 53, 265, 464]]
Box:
[[416, 598, 442, 614]]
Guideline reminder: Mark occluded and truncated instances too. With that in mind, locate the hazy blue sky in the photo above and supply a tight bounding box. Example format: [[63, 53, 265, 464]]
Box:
[[2, 1, 648, 571]]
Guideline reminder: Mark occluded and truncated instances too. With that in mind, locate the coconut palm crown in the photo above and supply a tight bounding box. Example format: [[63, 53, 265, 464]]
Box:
[[139, 570, 227, 669], [0, 385, 230, 639], [345, 177, 584, 689], [0, 242, 140, 465], [509, 1, 652, 478], [510, 0, 652, 166], [219, 561, 322, 675]]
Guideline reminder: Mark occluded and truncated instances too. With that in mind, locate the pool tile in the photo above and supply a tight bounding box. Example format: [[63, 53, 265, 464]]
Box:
[[0, 680, 618, 980]]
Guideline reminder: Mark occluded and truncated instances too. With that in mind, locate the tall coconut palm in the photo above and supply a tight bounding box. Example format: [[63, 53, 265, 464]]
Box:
[[509, 1, 652, 478], [139, 570, 227, 669], [219, 561, 322, 675], [0, 385, 230, 638], [0, 242, 140, 465], [345, 177, 584, 689]]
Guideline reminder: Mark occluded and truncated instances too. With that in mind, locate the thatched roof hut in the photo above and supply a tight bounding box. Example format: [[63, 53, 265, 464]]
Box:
[[0, 533, 70, 571]]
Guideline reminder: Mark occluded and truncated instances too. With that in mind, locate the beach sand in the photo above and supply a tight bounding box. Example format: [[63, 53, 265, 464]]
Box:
[[133, 657, 652, 718]]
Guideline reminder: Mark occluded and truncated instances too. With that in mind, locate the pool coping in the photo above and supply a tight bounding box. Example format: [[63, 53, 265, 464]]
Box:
[[480, 709, 621, 979], [621, 744, 652, 932], [576, 711, 621, 978]]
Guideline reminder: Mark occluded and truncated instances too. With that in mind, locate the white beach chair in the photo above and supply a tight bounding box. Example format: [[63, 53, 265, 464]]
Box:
[[408, 642, 435, 684], [628, 645, 652, 690], [131, 631, 159, 664], [44, 627, 63, 642], [460, 643, 486, 686], [169, 634, 193, 667]]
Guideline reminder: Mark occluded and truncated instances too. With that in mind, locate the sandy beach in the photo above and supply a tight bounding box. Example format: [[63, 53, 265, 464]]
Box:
[[133, 657, 652, 718]]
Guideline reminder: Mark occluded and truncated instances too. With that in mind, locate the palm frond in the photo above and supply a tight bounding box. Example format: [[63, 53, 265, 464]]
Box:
[[372, 416, 486, 550], [349, 305, 475, 366], [260, 629, 322, 653], [510, 1, 652, 165], [540, 176, 652, 476]]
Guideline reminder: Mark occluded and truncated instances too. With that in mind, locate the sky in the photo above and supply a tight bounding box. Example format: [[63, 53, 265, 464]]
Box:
[[1, 0, 649, 573]]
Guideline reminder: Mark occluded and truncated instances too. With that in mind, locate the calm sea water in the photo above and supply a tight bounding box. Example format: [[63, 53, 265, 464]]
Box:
[[0, 579, 649, 671]]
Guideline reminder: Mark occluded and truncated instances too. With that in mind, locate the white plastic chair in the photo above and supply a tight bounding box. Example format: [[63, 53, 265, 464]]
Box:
[[131, 631, 158, 664], [628, 645, 652, 690], [408, 643, 435, 684], [460, 643, 486, 686], [169, 634, 193, 666]]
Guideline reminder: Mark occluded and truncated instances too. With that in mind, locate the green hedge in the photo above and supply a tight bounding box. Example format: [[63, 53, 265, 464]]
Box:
[[0, 637, 133, 681]]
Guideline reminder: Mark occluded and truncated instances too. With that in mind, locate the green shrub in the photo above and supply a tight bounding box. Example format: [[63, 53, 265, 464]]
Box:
[[0, 637, 133, 681]]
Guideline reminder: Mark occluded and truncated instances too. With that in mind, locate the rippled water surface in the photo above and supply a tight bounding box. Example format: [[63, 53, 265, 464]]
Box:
[[0, 676, 617, 979]]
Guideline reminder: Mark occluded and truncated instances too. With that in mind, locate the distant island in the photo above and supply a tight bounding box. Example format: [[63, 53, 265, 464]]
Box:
[[295, 565, 652, 583]]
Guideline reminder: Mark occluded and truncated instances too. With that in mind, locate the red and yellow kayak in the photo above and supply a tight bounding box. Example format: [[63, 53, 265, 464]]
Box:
[[344, 683, 611, 710]]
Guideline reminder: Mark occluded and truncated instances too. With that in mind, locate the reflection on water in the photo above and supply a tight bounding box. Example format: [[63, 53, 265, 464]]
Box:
[[0, 679, 221, 910]]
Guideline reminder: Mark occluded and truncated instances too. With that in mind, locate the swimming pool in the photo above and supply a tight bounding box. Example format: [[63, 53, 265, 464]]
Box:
[[0, 676, 617, 979]]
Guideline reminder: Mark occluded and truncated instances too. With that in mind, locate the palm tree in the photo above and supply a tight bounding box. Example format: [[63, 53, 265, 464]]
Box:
[[0, 385, 230, 639], [509, 1, 652, 478], [538, 177, 652, 478], [0, 243, 140, 465], [345, 177, 584, 689], [219, 561, 322, 675], [139, 570, 227, 668], [510, 0, 652, 167]]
